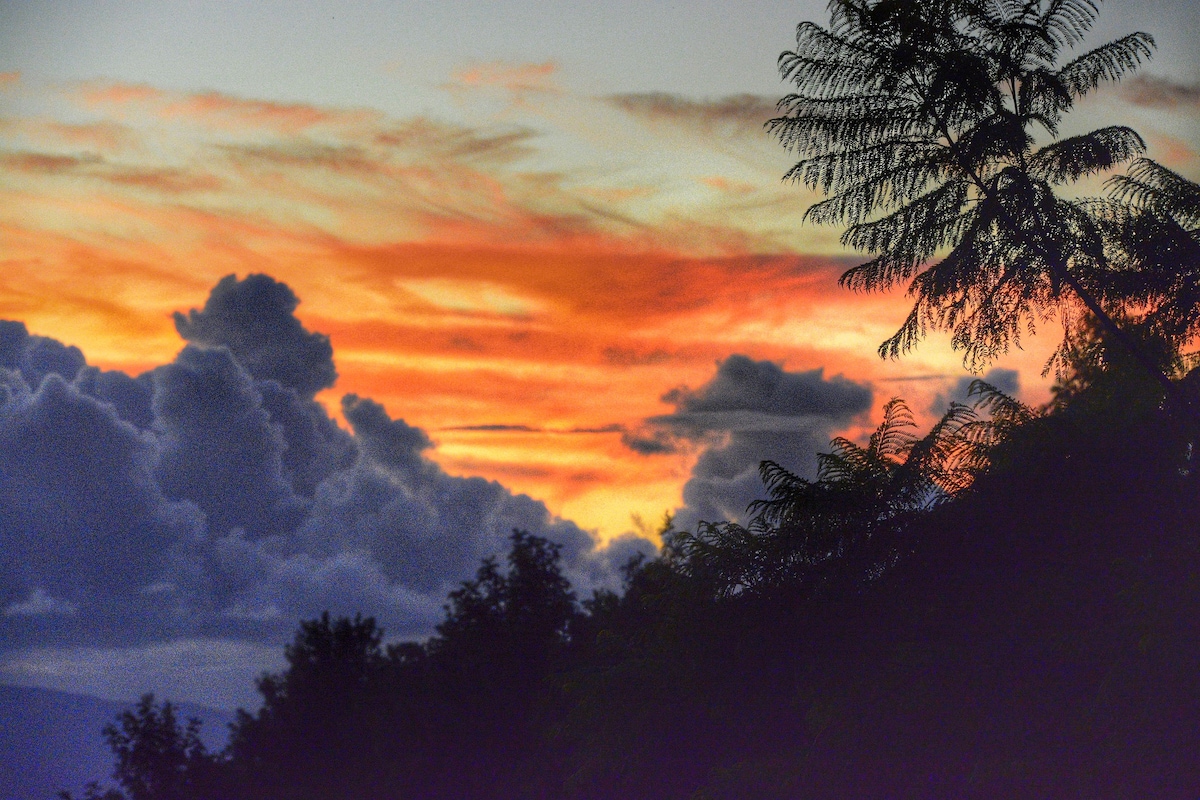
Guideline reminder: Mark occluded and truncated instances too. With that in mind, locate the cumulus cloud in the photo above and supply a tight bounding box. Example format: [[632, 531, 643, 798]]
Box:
[[0, 320, 86, 387], [0, 275, 656, 669], [172, 274, 337, 398], [628, 355, 872, 531], [0, 368, 206, 648], [152, 344, 306, 538]]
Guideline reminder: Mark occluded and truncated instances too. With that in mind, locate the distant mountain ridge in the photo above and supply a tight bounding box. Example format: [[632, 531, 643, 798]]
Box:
[[0, 684, 235, 800]]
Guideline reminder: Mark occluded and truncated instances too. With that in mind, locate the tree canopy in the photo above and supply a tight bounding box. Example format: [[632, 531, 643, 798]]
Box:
[[768, 0, 1188, 380]]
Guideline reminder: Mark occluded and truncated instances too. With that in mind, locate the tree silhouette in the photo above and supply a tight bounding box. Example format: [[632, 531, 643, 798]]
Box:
[[417, 530, 579, 797], [433, 529, 577, 660], [223, 613, 386, 800], [677, 393, 1005, 595], [58, 695, 217, 800], [1097, 158, 1200, 356], [769, 0, 1166, 381]]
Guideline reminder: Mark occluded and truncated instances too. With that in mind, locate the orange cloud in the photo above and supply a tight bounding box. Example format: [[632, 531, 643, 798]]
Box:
[[0, 151, 100, 174], [41, 120, 135, 152], [73, 81, 381, 136], [700, 176, 757, 195], [158, 92, 374, 133], [1144, 131, 1198, 168], [104, 167, 224, 194], [452, 60, 560, 94], [79, 81, 164, 107]]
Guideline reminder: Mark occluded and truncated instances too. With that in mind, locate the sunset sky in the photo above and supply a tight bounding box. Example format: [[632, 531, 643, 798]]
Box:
[[1, 0, 1198, 711]]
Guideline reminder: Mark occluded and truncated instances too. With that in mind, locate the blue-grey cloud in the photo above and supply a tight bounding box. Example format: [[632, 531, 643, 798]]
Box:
[[257, 380, 354, 497], [928, 367, 1020, 416], [0, 369, 206, 648], [172, 274, 337, 399], [628, 355, 872, 531], [153, 345, 306, 538], [0, 320, 86, 388], [72, 365, 155, 429], [0, 276, 655, 671]]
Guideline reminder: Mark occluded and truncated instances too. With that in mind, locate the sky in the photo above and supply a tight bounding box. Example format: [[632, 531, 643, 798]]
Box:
[[0, 0, 1197, 711]]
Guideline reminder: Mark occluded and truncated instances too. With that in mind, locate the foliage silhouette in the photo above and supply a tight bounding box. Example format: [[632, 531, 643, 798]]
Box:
[[82, 388, 1200, 799], [676, 385, 1033, 597], [1095, 159, 1200, 358], [768, 0, 1176, 387], [215, 529, 579, 800], [59, 695, 217, 800], [222, 613, 385, 800]]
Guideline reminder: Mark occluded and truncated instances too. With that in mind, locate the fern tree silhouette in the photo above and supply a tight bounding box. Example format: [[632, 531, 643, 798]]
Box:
[[768, 0, 1190, 394], [1098, 159, 1200, 361], [677, 386, 1031, 596]]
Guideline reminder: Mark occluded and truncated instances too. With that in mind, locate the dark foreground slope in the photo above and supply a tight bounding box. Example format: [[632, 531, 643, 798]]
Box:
[[79, 375, 1200, 800], [550, 369, 1200, 798]]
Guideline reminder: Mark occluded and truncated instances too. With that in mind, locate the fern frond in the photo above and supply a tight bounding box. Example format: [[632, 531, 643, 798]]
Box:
[[1056, 33, 1155, 97], [1028, 126, 1145, 184], [1107, 158, 1200, 228], [1039, 0, 1100, 50]]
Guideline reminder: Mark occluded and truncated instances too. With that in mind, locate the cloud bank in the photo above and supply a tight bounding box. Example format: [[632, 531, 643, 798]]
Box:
[[0, 275, 655, 658]]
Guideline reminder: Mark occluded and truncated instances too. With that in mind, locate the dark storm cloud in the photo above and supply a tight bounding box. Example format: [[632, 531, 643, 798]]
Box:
[[621, 428, 679, 455], [0, 320, 86, 387], [72, 366, 155, 429], [628, 355, 872, 531], [657, 354, 872, 425], [0, 276, 654, 653], [173, 274, 337, 398], [0, 370, 206, 648], [256, 380, 354, 497], [341, 395, 435, 484]]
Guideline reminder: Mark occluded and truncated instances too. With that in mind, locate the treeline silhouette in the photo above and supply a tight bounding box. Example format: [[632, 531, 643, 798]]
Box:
[[67, 0, 1200, 796], [66, 333, 1200, 797]]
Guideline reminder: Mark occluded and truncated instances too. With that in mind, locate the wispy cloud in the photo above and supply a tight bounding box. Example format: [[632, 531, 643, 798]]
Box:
[[0, 151, 100, 174], [1119, 76, 1200, 110], [607, 92, 777, 134], [451, 60, 562, 95]]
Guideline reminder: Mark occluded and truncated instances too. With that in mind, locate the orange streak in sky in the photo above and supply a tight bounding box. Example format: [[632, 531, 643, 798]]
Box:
[[0, 78, 1094, 536]]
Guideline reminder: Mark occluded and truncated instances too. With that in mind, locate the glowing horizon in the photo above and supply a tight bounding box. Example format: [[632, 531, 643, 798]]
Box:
[[2, 5, 1198, 539]]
